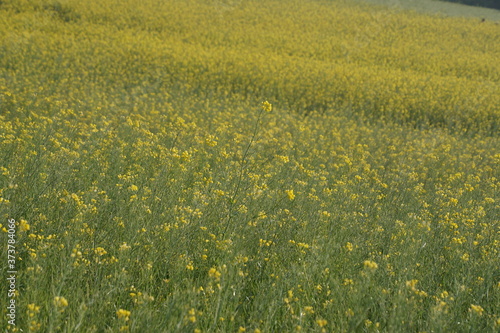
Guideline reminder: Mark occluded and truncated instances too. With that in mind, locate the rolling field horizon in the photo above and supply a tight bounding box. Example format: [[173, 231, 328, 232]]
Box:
[[358, 0, 500, 21], [1, 0, 499, 332]]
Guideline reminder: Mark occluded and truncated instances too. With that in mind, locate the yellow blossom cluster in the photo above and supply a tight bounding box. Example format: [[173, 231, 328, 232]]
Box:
[[0, 0, 498, 332]]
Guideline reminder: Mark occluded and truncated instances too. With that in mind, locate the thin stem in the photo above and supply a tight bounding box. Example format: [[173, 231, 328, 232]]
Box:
[[221, 107, 266, 238]]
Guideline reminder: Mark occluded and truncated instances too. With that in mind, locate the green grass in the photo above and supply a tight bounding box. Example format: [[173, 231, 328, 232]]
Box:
[[0, 0, 499, 332]]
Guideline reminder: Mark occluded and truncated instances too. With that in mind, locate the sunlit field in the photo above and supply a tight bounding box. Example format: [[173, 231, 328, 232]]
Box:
[[1, 0, 499, 332]]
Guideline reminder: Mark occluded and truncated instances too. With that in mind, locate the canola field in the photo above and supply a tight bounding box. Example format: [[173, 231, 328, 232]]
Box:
[[0, 0, 499, 332]]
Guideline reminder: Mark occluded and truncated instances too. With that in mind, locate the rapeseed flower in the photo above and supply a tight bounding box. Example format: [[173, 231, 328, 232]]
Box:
[[261, 101, 272, 112], [53, 297, 68, 312], [363, 260, 378, 270], [116, 309, 131, 321], [469, 304, 484, 316]]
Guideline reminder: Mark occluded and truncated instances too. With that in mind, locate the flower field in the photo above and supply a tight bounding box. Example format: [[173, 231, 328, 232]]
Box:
[[0, 0, 499, 332]]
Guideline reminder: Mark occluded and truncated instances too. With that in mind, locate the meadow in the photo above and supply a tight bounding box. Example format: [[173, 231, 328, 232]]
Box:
[[0, 0, 499, 332]]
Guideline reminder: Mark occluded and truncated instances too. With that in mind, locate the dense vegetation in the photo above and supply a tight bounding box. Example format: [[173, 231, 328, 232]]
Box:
[[1, 0, 499, 332]]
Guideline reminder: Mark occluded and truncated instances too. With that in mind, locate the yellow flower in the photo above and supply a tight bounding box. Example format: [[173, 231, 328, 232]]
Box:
[[363, 260, 378, 270], [469, 304, 484, 316], [303, 306, 314, 314], [406, 279, 419, 290], [19, 219, 30, 232], [343, 278, 354, 286], [188, 308, 197, 323], [119, 243, 131, 251], [285, 189, 295, 200], [261, 101, 272, 112], [205, 135, 218, 147], [94, 247, 107, 256], [27, 303, 41, 313], [316, 319, 328, 327], [208, 267, 221, 279], [54, 296, 68, 312], [116, 309, 131, 321]]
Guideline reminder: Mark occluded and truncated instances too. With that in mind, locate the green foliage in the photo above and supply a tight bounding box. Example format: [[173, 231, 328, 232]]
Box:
[[0, 0, 499, 332]]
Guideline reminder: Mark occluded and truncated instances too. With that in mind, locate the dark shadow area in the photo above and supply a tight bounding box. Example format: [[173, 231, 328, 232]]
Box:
[[439, 0, 500, 10]]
